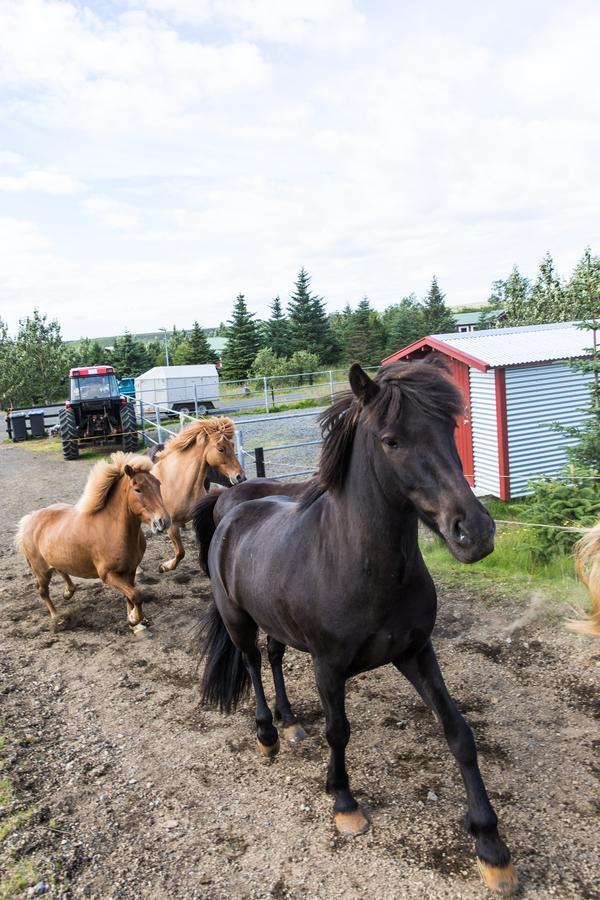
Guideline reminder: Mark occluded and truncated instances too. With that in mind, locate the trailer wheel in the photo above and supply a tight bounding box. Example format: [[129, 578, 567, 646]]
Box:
[[59, 408, 79, 460], [120, 403, 139, 452]]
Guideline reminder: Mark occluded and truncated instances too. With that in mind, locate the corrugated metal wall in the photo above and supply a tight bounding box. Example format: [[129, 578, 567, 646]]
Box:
[[505, 363, 592, 496], [469, 368, 500, 496]]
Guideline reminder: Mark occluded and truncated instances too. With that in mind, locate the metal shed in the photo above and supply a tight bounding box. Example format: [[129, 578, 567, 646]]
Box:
[[382, 322, 593, 499]]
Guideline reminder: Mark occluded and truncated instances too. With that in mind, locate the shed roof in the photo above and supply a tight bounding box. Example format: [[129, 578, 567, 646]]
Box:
[[383, 322, 593, 371], [136, 365, 218, 379]]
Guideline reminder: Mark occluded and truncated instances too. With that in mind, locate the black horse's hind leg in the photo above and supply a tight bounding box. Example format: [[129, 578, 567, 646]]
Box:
[[395, 640, 518, 895], [313, 660, 369, 837], [267, 636, 306, 743], [244, 645, 280, 759]]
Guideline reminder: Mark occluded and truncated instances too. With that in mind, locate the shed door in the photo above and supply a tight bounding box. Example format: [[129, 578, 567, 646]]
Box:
[[446, 357, 474, 486]]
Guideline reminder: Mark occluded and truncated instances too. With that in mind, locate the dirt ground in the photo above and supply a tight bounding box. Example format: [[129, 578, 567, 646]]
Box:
[[0, 443, 598, 900]]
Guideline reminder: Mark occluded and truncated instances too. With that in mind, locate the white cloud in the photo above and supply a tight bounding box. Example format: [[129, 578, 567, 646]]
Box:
[[84, 194, 141, 231], [133, 0, 366, 49], [0, 170, 84, 195]]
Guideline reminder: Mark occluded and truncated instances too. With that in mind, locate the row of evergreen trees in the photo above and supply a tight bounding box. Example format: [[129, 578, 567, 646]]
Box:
[[219, 269, 456, 380]]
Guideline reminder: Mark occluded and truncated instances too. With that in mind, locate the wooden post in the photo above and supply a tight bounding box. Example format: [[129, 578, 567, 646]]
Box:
[[255, 446, 266, 478]]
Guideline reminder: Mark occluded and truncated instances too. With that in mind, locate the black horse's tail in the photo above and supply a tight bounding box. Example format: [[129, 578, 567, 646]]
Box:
[[198, 604, 250, 712], [193, 492, 221, 576]]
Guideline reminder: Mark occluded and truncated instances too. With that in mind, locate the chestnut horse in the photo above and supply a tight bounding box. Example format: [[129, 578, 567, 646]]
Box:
[[150, 418, 245, 573], [569, 519, 600, 636], [194, 361, 517, 894], [16, 452, 169, 634]]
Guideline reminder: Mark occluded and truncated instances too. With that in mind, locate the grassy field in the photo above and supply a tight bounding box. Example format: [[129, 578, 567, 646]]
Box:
[[421, 494, 589, 616]]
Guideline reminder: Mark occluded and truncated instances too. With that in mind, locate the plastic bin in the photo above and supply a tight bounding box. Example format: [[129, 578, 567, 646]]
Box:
[[10, 411, 28, 442], [29, 411, 46, 438]]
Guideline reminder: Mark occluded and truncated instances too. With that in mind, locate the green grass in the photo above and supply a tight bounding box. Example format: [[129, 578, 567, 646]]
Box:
[[5, 435, 140, 462], [420, 523, 588, 618], [0, 857, 41, 900]]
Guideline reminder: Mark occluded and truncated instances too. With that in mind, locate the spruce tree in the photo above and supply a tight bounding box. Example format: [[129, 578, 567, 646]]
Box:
[[110, 332, 150, 377], [383, 295, 425, 355], [287, 267, 340, 364], [565, 248, 600, 320], [421, 277, 456, 335], [343, 297, 387, 366], [529, 252, 567, 323], [220, 294, 261, 381], [262, 297, 291, 357], [488, 266, 531, 327], [186, 321, 219, 365]]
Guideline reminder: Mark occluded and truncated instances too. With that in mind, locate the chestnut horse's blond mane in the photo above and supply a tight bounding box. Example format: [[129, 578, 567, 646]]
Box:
[[77, 452, 153, 515], [156, 417, 235, 459]]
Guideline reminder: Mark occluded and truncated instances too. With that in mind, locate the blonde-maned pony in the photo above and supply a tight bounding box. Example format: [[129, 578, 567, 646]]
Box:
[[16, 452, 170, 634], [568, 520, 600, 636], [151, 417, 245, 572]]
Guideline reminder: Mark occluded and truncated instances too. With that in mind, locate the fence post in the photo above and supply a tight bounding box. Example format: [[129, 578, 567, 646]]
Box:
[[255, 446, 266, 478], [194, 383, 199, 417], [234, 428, 245, 472], [329, 369, 334, 403], [156, 405, 163, 444], [140, 400, 147, 447], [263, 376, 270, 414]]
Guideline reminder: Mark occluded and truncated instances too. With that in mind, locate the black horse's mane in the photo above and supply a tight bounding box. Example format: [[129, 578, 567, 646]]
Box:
[[299, 359, 463, 510]]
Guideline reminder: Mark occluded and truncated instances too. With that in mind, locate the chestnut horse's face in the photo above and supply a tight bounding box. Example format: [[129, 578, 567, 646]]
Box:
[[125, 467, 171, 533], [202, 431, 246, 486]]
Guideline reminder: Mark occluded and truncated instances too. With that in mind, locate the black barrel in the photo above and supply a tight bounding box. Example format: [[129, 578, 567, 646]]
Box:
[[29, 411, 46, 438], [10, 411, 28, 442]]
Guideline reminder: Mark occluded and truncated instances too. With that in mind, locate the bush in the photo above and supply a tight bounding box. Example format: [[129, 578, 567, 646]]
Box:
[[525, 465, 600, 563]]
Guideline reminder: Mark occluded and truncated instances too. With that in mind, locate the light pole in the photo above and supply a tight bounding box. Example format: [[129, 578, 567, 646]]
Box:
[[158, 327, 170, 366]]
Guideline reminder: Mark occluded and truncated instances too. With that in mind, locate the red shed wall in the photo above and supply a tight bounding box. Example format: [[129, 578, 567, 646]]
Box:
[[386, 348, 474, 486]]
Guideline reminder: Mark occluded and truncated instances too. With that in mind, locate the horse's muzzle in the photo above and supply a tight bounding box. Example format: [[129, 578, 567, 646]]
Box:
[[151, 516, 170, 534], [230, 473, 246, 485]]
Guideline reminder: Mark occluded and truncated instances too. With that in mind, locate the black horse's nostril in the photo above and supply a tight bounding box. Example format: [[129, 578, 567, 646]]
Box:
[[451, 517, 468, 545]]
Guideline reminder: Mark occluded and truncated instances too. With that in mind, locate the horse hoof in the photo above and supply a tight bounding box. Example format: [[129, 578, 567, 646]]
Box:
[[132, 623, 152, 639], [335, 808, 370, 837], [158, 564, 167, 573], [283, 723, 307, 743], [257, 737, 280, 759], [477, 860, 519, 895], [63, 588, 76, 600]]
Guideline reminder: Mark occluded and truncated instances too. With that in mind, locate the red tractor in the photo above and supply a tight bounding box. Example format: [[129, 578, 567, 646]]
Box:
[[59, 366, 138, 461]]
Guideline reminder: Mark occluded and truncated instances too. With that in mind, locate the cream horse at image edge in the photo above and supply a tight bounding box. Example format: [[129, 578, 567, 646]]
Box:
[[569, 520, 600, 636]]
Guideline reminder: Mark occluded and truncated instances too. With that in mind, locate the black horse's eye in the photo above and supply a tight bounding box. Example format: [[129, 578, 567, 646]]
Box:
[[382, 436, 398, 449]]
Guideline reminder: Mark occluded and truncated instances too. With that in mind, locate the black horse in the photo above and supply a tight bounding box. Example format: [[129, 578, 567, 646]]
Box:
[[194, 361, 517, 895]]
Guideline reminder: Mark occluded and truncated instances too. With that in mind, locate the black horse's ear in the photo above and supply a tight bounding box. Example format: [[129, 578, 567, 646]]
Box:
[[349, 364, 380, 405], [124, 464, 135, 478], [423, 353, 450, 373]]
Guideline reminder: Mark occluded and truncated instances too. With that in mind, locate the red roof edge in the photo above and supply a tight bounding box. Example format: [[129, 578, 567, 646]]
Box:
[[381, 336, 490, 372]]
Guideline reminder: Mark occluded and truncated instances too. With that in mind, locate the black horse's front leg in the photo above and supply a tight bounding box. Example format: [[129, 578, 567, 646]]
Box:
[[313, 659, 369, 837], [395, 640, 518, 896], [267, 636, 306, 743]]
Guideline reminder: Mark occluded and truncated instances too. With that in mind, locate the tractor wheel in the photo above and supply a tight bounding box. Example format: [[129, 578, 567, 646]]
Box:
[[59, 408, 79, 460], [120, 402, 139, 453]]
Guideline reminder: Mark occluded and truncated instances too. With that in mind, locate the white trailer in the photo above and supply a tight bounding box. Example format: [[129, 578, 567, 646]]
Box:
[[134, 365, 219, 414]]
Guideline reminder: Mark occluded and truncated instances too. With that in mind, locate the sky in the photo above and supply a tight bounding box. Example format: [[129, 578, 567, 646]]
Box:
[[1, 0, 599, 340]]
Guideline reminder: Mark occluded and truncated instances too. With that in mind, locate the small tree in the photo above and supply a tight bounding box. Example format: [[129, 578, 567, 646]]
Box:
[[382, 295, 425, 356], [287, 268, 340, 364], [110, 332, 151, 377], [7, 310, 69, 405], [262, 297, 291, 358], [342, 297, 387, 366], [421, 277, 456, 335], [73, 337, 107, 366], [186, 321, 219, 365], [488, 265, 531, 327], [220, 294, 261, 381]]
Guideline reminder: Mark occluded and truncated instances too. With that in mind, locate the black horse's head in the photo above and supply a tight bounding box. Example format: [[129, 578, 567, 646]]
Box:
[[345, 360, 495, 563]]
